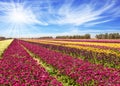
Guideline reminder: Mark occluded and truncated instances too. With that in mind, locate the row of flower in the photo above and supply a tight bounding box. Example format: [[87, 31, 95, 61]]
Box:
[[43, 41, 120, 52], [25, 40, 120, 68], [26, 39, 120, 54], [27, 39, 120, 43], [40, 41, 120, 54], [20, 40, 120, 85], [51, 39, 120, 43], [0, 39, 12, 58], [0, 39, 62, 86]]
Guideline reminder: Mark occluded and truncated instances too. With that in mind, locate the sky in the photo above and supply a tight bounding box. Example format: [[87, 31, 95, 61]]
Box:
[[0, 0, 120, 38]]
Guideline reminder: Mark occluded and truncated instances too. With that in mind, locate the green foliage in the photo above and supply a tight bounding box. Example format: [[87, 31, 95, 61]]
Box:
[[96, 33, 120, 39], [0, 36, 6, 40], [56, 34, 91, 39]]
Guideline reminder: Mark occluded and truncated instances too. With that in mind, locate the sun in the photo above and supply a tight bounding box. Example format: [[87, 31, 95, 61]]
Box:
[[9, 10, 26, 23], [8, 6, 28, 24], [0, 2, 44, 37]]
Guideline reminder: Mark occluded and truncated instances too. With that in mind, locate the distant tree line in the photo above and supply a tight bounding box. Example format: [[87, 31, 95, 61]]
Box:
[[96, 33, 120, 39], [56, 34, 91, 39], [0, 37, 6, 40], [38, 36, 53, 39], [1, 33, 120, 40]]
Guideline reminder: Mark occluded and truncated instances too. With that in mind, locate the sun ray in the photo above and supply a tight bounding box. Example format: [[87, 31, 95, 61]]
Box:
[[0, 1, 43, 38]]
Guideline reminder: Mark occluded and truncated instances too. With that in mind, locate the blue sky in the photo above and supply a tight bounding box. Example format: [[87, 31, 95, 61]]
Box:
[[0, 0, 120, 38]]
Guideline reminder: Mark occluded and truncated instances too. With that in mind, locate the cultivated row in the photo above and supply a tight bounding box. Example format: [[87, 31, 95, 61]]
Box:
[[20, 40, 120, 86], [27, 41, 120, 68], [0, 40, 62, 85]]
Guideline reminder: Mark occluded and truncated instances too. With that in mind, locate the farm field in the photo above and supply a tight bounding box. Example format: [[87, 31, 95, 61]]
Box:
[[0, 39, 13, 58], [25, 39, 120, 68], [0, 39, 120, 86], [0, 39, 120, 85], [0, 0, 120, 85]]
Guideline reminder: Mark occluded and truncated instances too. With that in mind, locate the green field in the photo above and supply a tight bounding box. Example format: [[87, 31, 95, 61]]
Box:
[[0, 39, 13, 58]]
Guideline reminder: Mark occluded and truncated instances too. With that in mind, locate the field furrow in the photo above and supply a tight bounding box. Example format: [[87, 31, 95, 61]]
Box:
[[0, 39, 62, 85], [22, 45, 80, 86], [20, 40, 120, 86], [25, 40, 120, 68]]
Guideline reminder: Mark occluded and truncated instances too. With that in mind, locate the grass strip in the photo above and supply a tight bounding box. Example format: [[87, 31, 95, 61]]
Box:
[[22, 45, 80, 86]]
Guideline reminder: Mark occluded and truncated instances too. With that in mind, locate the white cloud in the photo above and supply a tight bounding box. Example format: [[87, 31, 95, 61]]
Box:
[[84, 19, 113, 27], [1, 0, 119, 26], [46, 0, 120, 26], [0, 1, 48, 25]]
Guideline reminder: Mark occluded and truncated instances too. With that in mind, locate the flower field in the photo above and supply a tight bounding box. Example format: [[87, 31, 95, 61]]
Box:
[[0, 39, 62, 85], [25, 39, 120, 68], [0, 39, 120, 85]]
